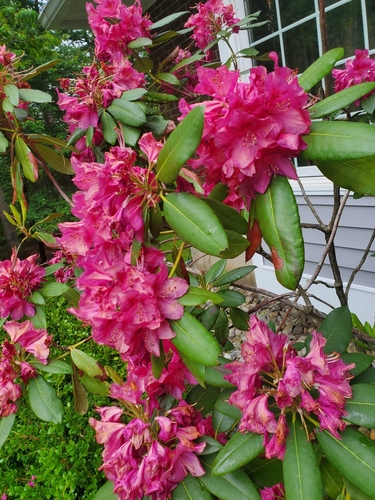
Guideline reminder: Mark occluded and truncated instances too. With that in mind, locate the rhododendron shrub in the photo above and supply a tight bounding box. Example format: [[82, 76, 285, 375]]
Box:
[[2, 0, 375, 499]]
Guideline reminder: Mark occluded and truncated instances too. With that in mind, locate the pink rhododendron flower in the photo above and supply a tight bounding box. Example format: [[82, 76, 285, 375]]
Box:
[[0, 249, 46, 320], [179, 56, 310, 207], [332, 49, 375, 103], [3, 320, 50, 364], [0, 45, 16, 66], [225, 317, 354, 458], [185, 0, 240, 51], [260, 483, 285, 500], [0, 357, 21, 417]]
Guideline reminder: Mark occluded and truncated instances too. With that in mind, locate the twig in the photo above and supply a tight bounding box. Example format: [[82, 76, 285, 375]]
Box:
[[296, 177, 325, 226], [345, 228, 375, 299]]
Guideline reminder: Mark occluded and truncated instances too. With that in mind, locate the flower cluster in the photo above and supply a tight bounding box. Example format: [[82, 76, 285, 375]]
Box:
[[260, 483, 285, 500], [225, 316, 354, 459], [185, 0, 240, 50], [0, 320, 50, 417], [179, 54, 311, 208], [0, 249, 46, 320], [89, 399, 214, 500], [333, 49, 375, 101]]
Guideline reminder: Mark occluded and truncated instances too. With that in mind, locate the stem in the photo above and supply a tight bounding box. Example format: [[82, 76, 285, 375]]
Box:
[[168, 242, 185, 278], [222, 37, 238, 71]]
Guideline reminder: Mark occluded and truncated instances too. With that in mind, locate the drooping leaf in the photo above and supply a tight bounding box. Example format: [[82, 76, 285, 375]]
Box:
[[186, 384, 221, 416], [318, 306, 352, 354], [101, 111, 118, 145], [178, 286, 224, 306], [33, 143, 74, 175], [156, 106, 204, 184], [170, 312, 221, 366], [315, 157, 375, 196], [72, 363, 89, 415], [298, 48, 344, 92], [202, 199, 248, 234], [219, 230, 249, 259], [212, 432, 264, 476], [310, 82, 375, 118], [18, 88, 52, 103], [70, 348, 103, 377], [38, 281, 69, 298], [15, 136, 37, 182], [254, 175, 304, 290], [344, 383, 375, 428], [320, 457, 344, 500], [163, 192, 228, 257], [0, 413, 16, 450], [107, 98, 146, 127], [302, 121, 375, 162], [340, 353, 374, 377], [91, 480, 117, 500], [172, 474, 213, 500], [200, 453, 261, 500], [213, 266, 256, 287], [28, 375, 64, 423], [29, 358, 73, 374], [283, 418, 324, 500], [316, 427, 375, 499]]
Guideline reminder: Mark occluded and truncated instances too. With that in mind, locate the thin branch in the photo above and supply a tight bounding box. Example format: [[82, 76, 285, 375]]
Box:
[[40, 162, 73, 207], [345, 228, 375, 299], [301, 223, 327, 232], [296, 177, 325, 226]]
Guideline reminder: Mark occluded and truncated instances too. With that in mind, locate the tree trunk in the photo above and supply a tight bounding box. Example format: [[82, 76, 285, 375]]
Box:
[[0, 185, 19, 258]]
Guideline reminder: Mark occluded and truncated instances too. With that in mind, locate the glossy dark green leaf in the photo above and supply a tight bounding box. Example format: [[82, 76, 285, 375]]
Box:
[[214, 309, 229, 346], [197, 305, 220, 332], [196, 436, 223, 455], [212, 408, 237, 434], [202, 199, 248, 234], [186, 384, 221, 415], [66, 127, 86, 146], [229, 308, 250, 330], [18, 88, 52, 103], [101, 110, 117, 145], [70, 348, 103, 377], [318, 306, 352, 354], [200, 453, 261, 500], [214, 388, 241, 419], [80, 375, 109, 397], [352, 367, 375, 385], [172, 474, 213, 500], [144, 91, 178, 103], [163, 192, 228, 257], [28, 375, 63, 423], [213, 432, 264, 476], [144, 115, 171, 137], [213, 266, 256, 287], [30, 305, 47, 329], [170, 54, 205, 73], [216, 290, 246, 308], [208, 182, 228, 202], [91, 480, 117, 500], [316, 426, 375, 498], [38, 281, 69, 298], [298, 48, 344, 92], [0, 413, 16, 450], [179, 352, 205, 387], [29, 358, 73, 374], [344, 383, 375, 427], [107, 98, 146, 127], [205, 259, 228, 285], [315, 156, 375, 196], [255, 175, 304, 290], [320, 457, 344, 500], [33, 143, 74, 175], [179, 286, 224, 306], [362, 94, 375, 114], [302, 122, 375, 162], [246, 458, 284, 487], [341, 353, 374, 377], [170, 312, 221, 366], [204, 365, 234, 388], [156, 106, 204, 183], [343, 478, 374, 500], [283, 418, 323, 500], [219, 230, 249, 259], [62, 288, 80, 308]]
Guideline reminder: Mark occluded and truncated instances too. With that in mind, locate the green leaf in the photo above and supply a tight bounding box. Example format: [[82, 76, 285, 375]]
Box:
[[34, 232, 56, 245], [315, 156, 375, 196], [170, 312, 221, 366], [30, 305, 47, 329], [39, 281, 69, 298], [80, 374, 109, 396], [120, 88, 147, 101], [144, 91, 179, 103], [29, 358, 73, 375], [63, 287, 81, 308], [316, 427, 375, 499], [2, 97, 14, 113], [239, 47, 259, 57], [213, 432, 264, 476], [179, 286, 224, 306], [344, 383, 375, 428], [229, 308, 250, 330], [298, 48, 344, 92], [343, 478, 375, 500], [158, 72, 180, 85], [197, 305, 220, 331], [28, 375, 63, 423], [216, 290, 245, 308], [4, 83, 19, 106], [66, 127, 86, 147], [197, 436, 223, 455], [362, 94, 375, 114], [310, 83, 375, 118], [255, 175, 304, 290], [0, 131, 9, 152], [30, 291, 45, 305], [144, 115, 171, 136], [33, 143, 74, 174], [119, 122, 141, 147], [246, 458, 284, 487], [156, 106, 204, 183], [214, 309, 229, 346], [163, 192, 228, 257], [15, 136, 37, 182], [107, 98, 146, 127], [208, 182, 229, 202], [204, 365, 234, 388], [213, 266, 256, 287], [186, 384, 221, 416], [150, 11, 189, 30], [219, 230, 249, 259], [283, 418, 324, 500], [21, 59, 61, 81], [213, 408, 237, 434], [0, 413, 16, 450], [302, 121, 375, 162], [200, 453, 261, 500], [72, 363, 88, 415], [70, 348, 103, 377], [173, 475, 213, 500], [170, 54, 205, 73], [127, 37, 153, 49], [340, 352, 374, 377], [179, 352, 205, 386], [318, 306, 352, 354], [352, 367, 375, 385], [320, 457, 344, 500], [202, 198, 248, 234], [101, 111, 117, 145], [92, 480, 117, 500], [205, 260, 228, 285], [18, 88, 52, 103]]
